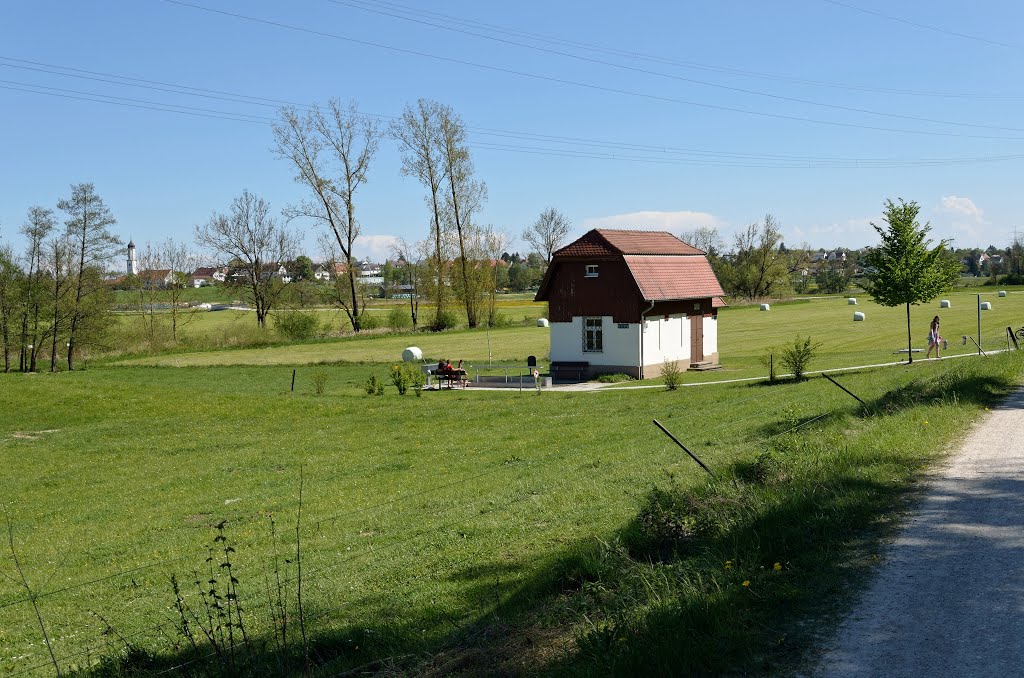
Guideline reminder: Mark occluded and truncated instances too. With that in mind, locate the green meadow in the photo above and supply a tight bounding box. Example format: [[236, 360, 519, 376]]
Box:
[[1, 288, 1023, 676]]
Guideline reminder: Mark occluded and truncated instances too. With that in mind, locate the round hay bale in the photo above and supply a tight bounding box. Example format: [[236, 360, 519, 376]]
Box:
[[536, 318, 549, 327], [402, 346, 423, 362], [980, 301, 993, 311], [939, 299, 951, 308], [847, 298, 857, 305], [759, 303, 770, 311], [853, 311, 865, 321], [999, 290, 1008, 297]]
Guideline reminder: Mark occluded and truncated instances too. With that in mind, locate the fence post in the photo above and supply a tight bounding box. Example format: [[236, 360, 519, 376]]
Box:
[[291, 369, 296, 392]]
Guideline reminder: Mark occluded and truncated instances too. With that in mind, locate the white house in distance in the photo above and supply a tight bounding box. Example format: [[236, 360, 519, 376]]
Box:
[[535, 229, 725, 380]]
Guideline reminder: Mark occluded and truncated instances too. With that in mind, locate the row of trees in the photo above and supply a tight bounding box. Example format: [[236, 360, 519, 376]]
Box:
[[0, 184, 120, 372]]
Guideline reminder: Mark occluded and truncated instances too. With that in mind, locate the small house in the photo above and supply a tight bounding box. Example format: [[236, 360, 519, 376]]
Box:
[[535, 229, 725, 380]]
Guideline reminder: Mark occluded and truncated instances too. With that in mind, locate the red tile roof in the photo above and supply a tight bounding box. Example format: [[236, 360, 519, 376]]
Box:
[[623, 255, 724, 301], [554, 229, 704, 257]]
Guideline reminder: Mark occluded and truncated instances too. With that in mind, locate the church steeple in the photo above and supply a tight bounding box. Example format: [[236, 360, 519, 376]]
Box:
[[127, 239, 138, 276]]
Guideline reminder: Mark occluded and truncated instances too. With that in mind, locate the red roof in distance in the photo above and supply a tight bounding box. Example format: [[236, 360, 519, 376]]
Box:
[[554, 229, 704, 258]]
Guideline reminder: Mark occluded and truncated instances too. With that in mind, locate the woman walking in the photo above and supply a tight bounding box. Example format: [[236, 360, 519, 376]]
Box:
[[926, 315, 942, 359]]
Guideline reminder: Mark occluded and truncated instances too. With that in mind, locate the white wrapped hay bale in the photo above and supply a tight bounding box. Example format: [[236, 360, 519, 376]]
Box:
[[980, 302, 993, 310], [402, 346, 423, 362], [939, 300, 951, 308], [853, 311, 865, 321], [847, 298, 857, 305], [536, 318, 549, 327], [760, 303, 770, 311], [999, 290, 1008, 297]]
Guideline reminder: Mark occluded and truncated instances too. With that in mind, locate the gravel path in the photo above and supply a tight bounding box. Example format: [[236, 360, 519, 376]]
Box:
[[813, 386, 1024, 677]]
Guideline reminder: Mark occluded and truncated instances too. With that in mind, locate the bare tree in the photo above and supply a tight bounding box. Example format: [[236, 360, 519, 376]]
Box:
[[58, 183, 120, 370], [274, 100, 380, 332], [392, 237, 429, 329], [0, 242, 18, 372], [719, 214, 790, 299], [161, 239, 200, 343], [522, 208, 571, 266], [391, 99, 451, 330], [45, 235, 74, 372], [481, 226, 513, 325], [437, 105, 488, 328], [678, 226, 723, 257], [195, 191, 299, 328], [18, 207, 56, 371]]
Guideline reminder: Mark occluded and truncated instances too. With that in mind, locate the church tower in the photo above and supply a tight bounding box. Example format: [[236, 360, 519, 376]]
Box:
[[127, 240, 138, 276]]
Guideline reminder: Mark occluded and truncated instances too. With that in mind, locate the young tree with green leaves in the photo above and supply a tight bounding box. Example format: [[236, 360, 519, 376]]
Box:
[[0, 243, 20, 372], [58, 183, 120, 370], [864, 198, 961, 363]]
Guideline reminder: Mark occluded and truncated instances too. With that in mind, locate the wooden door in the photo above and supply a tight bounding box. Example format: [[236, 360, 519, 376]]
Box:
[[690, 313, 703, 362]]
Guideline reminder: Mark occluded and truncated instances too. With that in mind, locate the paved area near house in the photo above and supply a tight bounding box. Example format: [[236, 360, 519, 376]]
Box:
[[813, 386, 1024, 677]]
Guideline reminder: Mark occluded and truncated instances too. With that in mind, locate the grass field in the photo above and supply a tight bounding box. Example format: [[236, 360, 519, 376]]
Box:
[[3, 288, 1024, 676]]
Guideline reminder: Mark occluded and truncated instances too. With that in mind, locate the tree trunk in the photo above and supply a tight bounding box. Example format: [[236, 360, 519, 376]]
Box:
[[906, 302, 913, 364]]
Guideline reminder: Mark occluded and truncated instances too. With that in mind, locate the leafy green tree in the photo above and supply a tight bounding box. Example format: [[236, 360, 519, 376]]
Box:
[[58, 183, 120, 370], [718, 214, 790, 299], [0, 243, 21, 372], [864, 198, 961, 363], [292, 255, 315, 282]]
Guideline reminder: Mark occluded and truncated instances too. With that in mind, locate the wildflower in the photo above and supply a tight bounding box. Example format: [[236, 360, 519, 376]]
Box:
[[724, 560, 732, 570], [773, 562, 782, 571], [924, 421, 929, 425], [742, 580, 750, 587]]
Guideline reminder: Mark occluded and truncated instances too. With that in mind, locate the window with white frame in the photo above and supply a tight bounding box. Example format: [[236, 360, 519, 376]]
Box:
[[585, 264, 599, 278], [583, 317, 603, 352]]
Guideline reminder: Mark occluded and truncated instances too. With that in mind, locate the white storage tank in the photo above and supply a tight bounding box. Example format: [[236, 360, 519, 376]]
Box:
[[853, 312, 865, 321]]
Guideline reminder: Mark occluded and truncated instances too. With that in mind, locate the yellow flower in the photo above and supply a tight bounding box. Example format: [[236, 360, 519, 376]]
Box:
[[773, 562, 782, 571], [923, 421, 929, 425], [742, 580, 750, 587], [724, 560, 732, 570]]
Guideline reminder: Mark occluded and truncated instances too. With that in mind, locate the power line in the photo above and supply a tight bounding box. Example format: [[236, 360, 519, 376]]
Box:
[[322, 0, 1024, 133], [817, 0, 1020, 50], [156, 0, 1024, 142], [332, 0, 1024, 100], [8, 55, 1024, 170]]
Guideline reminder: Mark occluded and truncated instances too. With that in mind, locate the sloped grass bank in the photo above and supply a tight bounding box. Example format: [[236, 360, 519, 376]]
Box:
[[546, 352, 1024, 676]]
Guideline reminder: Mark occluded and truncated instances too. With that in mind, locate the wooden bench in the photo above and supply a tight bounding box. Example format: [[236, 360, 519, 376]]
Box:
[[426, 368, 468, 389], [550, 361, 589, 382]]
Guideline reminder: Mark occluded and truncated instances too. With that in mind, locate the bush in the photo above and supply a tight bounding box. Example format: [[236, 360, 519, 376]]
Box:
[[487, 312, 513, 328], [364, 373, 385, 396], [311, 370, 328, 396], [595, 373, 634, 384], [631, 482, 733, 553], [779, 335, 821, 380], [358, 312, 381, 330], [389, 364, 410, 395], [430, 309, 459, 331], [274, 310, 321, 340], [409, 365, 426, 397], [386, 307, 413, 330], [662, 358, 683, 390]]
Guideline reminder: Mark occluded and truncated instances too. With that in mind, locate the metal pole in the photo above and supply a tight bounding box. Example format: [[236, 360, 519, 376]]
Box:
[[977, 293, 982, 355], [291, 369, 296, 392], [821, 373, 865, 405], [652, 419, 717, 479]]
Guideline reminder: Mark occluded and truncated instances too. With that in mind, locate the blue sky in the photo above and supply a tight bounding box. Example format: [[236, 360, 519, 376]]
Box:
[[2, 0, 1022, 262]]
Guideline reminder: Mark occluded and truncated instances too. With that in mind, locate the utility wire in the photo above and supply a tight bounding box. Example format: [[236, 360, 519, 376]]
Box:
[[156, 0, 1024, 141], [5, 56, 1024, 168], [333, 0, 1024, 100], [817, 0, 1020, 50], [323, 0, 1024, 133]]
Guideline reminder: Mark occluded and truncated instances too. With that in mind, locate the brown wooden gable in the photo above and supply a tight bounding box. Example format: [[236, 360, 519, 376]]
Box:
[[535, 229, 724, 323]]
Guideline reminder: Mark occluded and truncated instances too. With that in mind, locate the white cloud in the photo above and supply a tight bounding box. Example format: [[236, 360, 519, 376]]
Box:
[[354, 234, 399, 261], [581, 209, 724, 232], [938, 195, 985, 223]]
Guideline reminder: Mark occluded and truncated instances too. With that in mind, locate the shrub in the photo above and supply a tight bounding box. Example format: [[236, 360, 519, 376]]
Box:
[[735, 448, 789, 485], [631, 483, 733, 553], [430, 309, 459, 331], [779, 335, 821, 380], [662, 358, 683, 390], [389, 364, 410, 395], [386, 307, 412, 330], [358, 312, 381, 330], [487, 312, 513, 328], [364, 373, 384, 396], [595, 373, 634, 384], [274, 310, 321, 340], [311, 370, 328, 396], [408, 365, 426, 397]]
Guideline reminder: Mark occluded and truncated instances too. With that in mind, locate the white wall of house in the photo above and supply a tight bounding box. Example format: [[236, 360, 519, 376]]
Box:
[[704, 315, 718, 356], [642, 314, 691, 367], [550, 316, 639, 367]]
